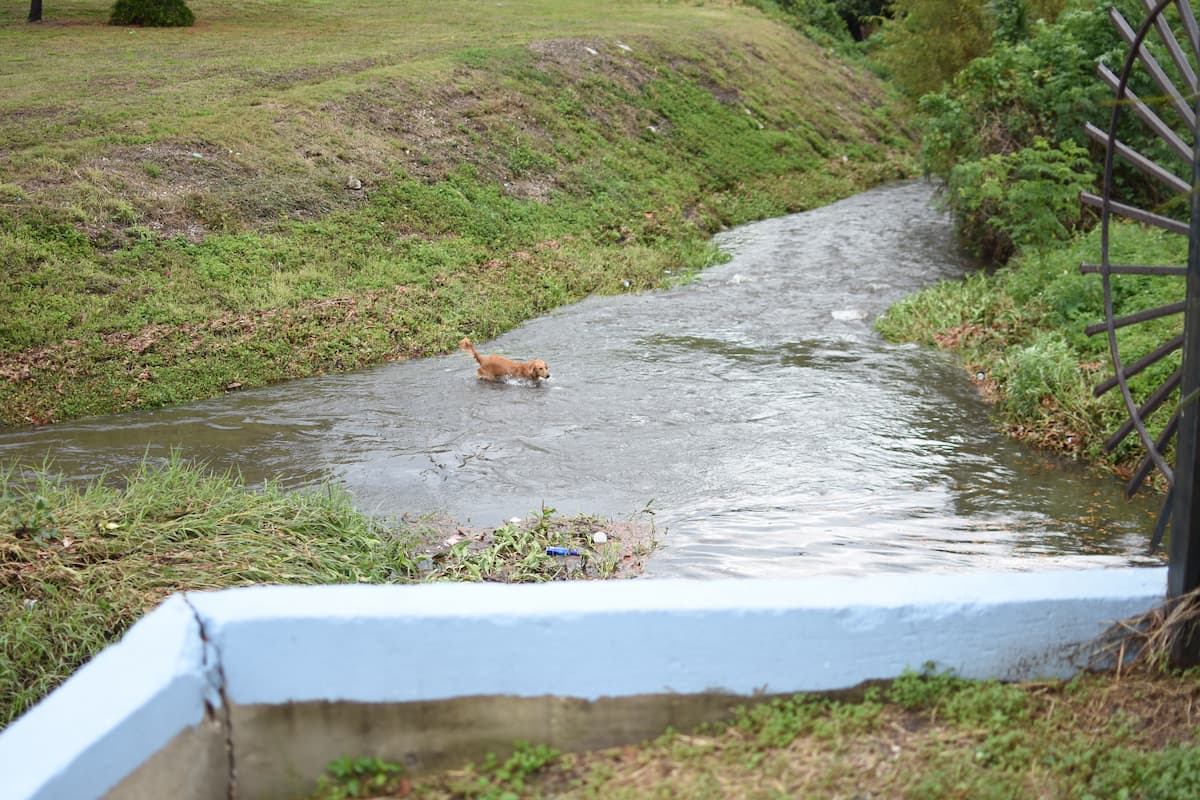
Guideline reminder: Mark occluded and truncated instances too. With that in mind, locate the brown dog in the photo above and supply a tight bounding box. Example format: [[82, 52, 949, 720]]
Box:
[[459, 337, 549, 381]]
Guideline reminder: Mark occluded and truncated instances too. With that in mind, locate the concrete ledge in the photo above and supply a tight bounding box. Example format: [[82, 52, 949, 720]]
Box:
[[2, 595, 218, 800], [0, 567, 1168, 800]]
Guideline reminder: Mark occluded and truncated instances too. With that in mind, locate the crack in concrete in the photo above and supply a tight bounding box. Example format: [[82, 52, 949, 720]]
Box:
[[183, 594, 238, 800]]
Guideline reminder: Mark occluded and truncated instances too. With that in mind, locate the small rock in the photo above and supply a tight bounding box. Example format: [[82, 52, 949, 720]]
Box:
[[593, 531, 608, 544], [346, 176, 363, 190]]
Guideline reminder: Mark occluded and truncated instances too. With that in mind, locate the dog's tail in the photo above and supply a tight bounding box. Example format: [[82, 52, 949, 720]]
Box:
[[459, 337, 483, 364]]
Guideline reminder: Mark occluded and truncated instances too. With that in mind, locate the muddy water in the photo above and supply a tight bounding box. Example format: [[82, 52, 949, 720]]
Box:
[[0, 181, 1162, 577]]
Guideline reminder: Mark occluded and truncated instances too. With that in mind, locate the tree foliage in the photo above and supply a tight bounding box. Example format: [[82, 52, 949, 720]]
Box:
[[744, 0, 859, 46], [874, 0, 993, 96], [917, 3, 1118, 174], [875, 0, 1067, 96], [880, 0, 1184, 261]]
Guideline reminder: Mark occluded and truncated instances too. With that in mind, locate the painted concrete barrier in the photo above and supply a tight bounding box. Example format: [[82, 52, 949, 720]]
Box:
[[0, 567, 1168, 800]]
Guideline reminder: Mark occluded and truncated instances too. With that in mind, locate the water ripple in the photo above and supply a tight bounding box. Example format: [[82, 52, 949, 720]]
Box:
[[0, 181, 1163, 577]]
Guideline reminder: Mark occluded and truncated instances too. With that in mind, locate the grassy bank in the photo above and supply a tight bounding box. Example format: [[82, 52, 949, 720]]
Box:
[[308, 668, 1200, 799], [876, 221, 1184, 479], [0, 0, 914, 426], [0, 459, 653, 726]]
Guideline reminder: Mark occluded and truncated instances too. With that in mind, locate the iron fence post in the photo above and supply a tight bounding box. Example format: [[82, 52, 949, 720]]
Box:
[[1167, 92, 1200, 611]]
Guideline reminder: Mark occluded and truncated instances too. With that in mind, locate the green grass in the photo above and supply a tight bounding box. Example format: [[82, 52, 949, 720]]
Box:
[[876, 220, 1185, 474], [0, 458, 652, 727], [0, 0, 915, 425], [318, 668, 1200, 799]]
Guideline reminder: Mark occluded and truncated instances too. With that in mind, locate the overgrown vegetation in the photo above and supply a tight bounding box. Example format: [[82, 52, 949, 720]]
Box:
[[870, 0, 1188, 476], [903, 0, 1142, 261], [306, 667, 1200, 798], [0, 0, 913, 426], [0, 458, 652, 727], [878, 222, 1184, 468]]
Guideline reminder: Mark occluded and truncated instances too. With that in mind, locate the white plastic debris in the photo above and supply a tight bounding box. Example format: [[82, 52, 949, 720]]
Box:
[[592, 531, 608, 544]]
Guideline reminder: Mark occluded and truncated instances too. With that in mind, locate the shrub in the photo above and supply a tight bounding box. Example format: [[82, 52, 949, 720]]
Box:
[[109, 0, 194, 27], [944, 137, 1095, 261], [917, 4, 1118, 177], [744, 0, 857, 46]]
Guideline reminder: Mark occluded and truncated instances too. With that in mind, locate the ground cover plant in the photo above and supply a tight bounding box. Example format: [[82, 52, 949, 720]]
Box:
[[306, 667, 1200, 799], [0, 0, 914, 426], [0, 458, 653, 727]]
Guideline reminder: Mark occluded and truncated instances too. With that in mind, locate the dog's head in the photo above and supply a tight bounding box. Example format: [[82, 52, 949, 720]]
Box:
[[527, 359, 549, 380]]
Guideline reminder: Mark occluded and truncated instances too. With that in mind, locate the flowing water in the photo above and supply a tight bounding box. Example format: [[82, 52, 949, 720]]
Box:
[[0, 181, 1163, 577]]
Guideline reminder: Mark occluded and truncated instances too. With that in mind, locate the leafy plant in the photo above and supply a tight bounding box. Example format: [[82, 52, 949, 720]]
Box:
[[876, 219, 1183, 466], [311, 756, 405, 800], [8, 493, 59, 546], [994, 330, 1088, 420], [436, 742, 561, 800], [746, 0, 858, 47], [945, 137, 1095, 261]]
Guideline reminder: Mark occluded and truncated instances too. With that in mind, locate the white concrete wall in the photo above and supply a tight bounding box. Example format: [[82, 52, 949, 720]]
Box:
[[2, 595, 216, 800], [0, 567, 1168, 800]]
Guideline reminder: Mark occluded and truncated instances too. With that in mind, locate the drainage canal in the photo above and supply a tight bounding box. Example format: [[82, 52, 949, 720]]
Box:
[[0, 182, 1161, 577]]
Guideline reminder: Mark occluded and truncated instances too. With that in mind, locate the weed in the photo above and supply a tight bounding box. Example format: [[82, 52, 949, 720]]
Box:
[[7, 493, 59, 546], [885, 663, 972, 710], [422, 506, 637, 583], [735, 694, 831, 747], [437, 742, 561, 800], [311, 756, 406, 800]]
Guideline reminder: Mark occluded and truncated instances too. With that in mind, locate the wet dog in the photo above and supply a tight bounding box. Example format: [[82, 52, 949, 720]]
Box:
[[459, 337, 549, 382]]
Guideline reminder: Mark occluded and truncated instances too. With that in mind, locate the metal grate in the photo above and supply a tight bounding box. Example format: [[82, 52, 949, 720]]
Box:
[[1085, 0, 1200, 597]]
